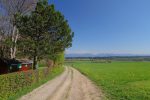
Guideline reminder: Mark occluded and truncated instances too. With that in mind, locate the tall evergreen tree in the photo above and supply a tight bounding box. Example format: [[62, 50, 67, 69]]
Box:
[[16, 0, 74, 69]]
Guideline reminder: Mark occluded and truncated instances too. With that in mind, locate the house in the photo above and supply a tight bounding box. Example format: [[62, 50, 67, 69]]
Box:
[[0, 58, 21, 75], [0, 58, 33, 75], [19, 60, 33, 71]]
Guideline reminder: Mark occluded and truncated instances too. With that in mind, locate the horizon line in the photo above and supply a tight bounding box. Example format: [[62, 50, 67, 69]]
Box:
[[65, 52, 150, 56]]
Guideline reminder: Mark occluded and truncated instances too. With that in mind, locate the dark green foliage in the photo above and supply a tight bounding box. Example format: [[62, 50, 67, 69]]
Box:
[[16, 0, 74, 69]]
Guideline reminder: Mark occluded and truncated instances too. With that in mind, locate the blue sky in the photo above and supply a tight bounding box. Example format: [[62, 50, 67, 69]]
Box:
[[49, 0, 150, 55]]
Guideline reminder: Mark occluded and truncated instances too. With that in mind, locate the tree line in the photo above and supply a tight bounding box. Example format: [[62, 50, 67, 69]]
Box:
[[0, 0, 74, 69]]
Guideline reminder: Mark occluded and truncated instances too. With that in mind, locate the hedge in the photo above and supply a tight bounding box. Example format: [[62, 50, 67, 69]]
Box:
[[0, 67, 53, 100]]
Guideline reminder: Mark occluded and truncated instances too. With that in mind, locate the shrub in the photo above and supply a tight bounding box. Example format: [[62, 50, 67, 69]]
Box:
[[0, 67, 52, 99]]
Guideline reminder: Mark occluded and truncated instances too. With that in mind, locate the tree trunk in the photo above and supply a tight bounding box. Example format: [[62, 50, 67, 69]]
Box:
[[33, 48, 38, 70], [13, 29, 19, 58], [33, 55, 38, 70], [10, 25, 19, 59]]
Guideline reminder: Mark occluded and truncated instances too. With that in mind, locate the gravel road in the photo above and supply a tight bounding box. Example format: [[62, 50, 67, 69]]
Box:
[[19, 67, 104, 100]]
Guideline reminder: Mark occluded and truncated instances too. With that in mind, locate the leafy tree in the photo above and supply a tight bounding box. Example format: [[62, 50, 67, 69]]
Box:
[[0, 0, 38, 58], [53, 52, 65, 65], [49, 13, 74, 64], [16, 0, 74, 69]]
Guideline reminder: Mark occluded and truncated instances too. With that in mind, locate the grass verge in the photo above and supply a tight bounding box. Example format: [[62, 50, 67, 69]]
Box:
[[8, 66, 64, 100]]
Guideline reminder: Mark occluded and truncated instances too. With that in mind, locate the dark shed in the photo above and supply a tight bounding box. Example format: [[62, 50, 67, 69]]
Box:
[[0, 58, 21, 75], [0, 59, 9, 74]]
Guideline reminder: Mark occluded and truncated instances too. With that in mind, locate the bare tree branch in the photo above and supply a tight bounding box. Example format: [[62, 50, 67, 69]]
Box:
[[0, 0, 38, 58]]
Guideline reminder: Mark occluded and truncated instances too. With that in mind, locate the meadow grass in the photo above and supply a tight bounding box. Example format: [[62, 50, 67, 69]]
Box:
[[71, 61, 150, 100]]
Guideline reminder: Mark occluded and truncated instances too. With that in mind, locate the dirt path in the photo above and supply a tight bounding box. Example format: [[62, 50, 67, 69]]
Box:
[[19, 67, 104, 100]]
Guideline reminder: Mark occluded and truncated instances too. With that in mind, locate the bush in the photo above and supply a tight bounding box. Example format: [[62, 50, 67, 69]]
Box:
[[0, 67, 53, 99]]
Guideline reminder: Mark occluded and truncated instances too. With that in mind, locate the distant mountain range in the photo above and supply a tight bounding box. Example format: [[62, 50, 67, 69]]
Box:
[[65, 53, 150, 57]]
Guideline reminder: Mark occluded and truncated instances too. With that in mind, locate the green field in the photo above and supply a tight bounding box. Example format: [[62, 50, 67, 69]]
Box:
[[71, 61, 150, 100]]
